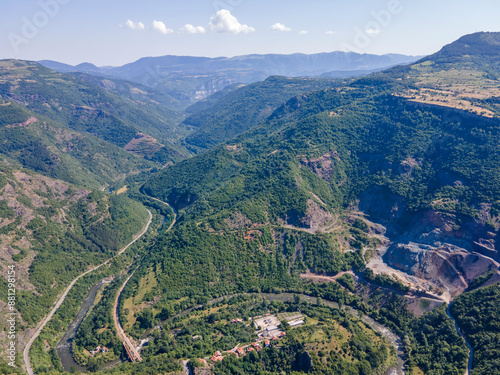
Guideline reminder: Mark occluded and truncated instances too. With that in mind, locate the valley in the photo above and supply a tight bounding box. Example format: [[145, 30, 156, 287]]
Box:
[[0, 31, 499, 375]]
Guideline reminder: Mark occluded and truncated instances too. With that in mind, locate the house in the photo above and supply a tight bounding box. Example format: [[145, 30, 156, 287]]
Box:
[[211, 352, 224, 362], [236, 347, 245, 356], [101, 346, 109, 353], [90, 346, 102, 357], [264, 340, 270, 347], [211, 355, 223, 362]]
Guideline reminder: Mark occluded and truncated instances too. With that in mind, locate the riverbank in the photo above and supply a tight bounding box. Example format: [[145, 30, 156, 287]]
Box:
[[57, 279, 109, 373], [446, 304, 473, 375]]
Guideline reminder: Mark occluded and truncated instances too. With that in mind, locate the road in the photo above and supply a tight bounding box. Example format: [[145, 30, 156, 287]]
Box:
[[301, 271, 446, 303], [112, 270, 143, 363], [111, 195, 176, 364], [23, 210, 152, 375]]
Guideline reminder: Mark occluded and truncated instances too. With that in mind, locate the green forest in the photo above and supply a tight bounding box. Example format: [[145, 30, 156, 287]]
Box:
[[451, 284, 500, 375], [1, 32, 500, 375]]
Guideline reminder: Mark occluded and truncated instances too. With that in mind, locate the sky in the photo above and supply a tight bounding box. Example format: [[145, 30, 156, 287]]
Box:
[[1, 0, 499, 66]]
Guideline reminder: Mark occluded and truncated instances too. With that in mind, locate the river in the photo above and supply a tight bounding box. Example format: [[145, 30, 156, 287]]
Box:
[[56, 280, 108, 373], [446, 303, 474, 375]]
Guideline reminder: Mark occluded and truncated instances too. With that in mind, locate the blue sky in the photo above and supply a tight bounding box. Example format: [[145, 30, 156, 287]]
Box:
[[1, 0, 499, 66]]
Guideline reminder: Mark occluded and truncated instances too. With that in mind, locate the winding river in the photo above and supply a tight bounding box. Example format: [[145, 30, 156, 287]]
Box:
[[446, 303, 474, 375], [23, 210, 152, 375], [56, 280, 108, 373]]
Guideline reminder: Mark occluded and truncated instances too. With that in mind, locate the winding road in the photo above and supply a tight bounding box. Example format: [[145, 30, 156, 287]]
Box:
[[23, 210, 152, 375]]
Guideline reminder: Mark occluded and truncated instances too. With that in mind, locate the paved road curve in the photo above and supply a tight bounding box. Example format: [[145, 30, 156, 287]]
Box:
[[23, 210, 152, 375]]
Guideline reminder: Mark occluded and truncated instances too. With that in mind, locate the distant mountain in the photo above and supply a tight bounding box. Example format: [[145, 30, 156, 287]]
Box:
[[39, 51, 419, 104], [421, 31, 500, 62]]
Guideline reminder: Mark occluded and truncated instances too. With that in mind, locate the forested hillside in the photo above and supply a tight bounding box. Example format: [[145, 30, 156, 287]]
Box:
[[2, 31, 500, 375], [0, 163, 149, 324], [0, 60, 189, 167], [182, 76, 344, 150], [451, 284, 500, 375], [134, 32, 500, 374]]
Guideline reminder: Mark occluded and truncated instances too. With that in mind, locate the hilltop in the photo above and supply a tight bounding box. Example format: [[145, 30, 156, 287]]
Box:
[[391, 32, 500, 117], [0, 60, 193, 188]]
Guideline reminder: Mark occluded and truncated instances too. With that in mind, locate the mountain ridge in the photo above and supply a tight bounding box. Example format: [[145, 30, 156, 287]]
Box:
[[39, 51, 419, 104]]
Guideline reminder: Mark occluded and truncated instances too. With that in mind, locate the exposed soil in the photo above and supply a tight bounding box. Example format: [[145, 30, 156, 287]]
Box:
[[357, 185, 500, 302], [124, 133, 164, 158]]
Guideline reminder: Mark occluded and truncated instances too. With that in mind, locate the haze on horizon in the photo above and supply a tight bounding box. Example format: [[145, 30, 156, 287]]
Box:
[[1, 0, 499, 67]]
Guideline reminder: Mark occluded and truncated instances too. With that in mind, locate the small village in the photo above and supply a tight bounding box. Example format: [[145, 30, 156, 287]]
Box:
[[202, 311, 306, 364]]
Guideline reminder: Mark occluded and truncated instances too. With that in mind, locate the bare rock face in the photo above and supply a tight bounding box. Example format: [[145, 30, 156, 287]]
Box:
[[359, 183, 500, 299], [302, 151, 341, 182], [300, 199, 336, 231], [383, 242, 498, 296], [358, 185, 499, 261]]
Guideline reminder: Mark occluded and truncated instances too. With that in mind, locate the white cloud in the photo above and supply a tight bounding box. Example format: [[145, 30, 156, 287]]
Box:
[[366, 27, 381, 35], [209, 9, 255, 34], [325, 30, 336, 35], [180, 24, 207, 34], [124, 20, 145, 31], [153, 20, 174, 35], [271, 23, 292, 32], [299, 30, 308, 35]]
